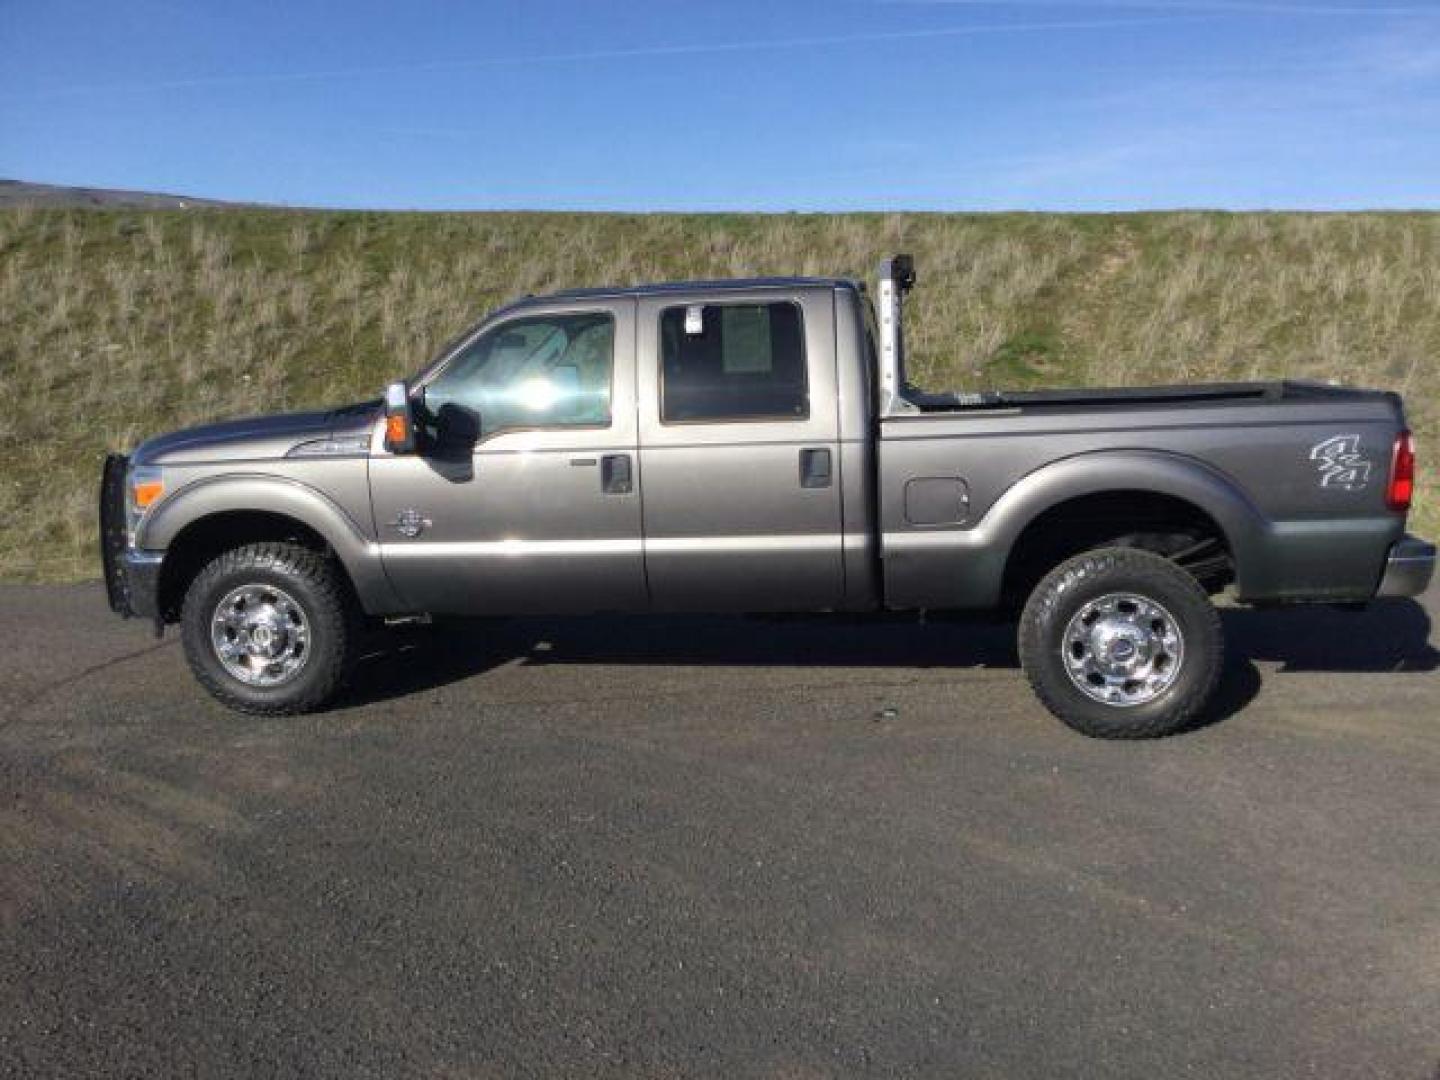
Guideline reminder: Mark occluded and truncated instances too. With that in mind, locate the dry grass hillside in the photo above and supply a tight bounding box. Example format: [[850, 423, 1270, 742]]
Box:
[[1, 207, 1436, 582]]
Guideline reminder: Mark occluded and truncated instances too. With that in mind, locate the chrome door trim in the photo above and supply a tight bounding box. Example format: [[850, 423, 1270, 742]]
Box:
[[374, 534, 858, 559]]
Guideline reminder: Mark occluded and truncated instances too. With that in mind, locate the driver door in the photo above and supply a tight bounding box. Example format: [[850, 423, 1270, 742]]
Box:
[[368, 298, 645, 614]]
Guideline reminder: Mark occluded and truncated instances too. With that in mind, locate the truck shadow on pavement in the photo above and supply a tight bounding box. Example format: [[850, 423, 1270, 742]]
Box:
[[343, 598, 1437, 729], [1222, 598, 1439, 672]]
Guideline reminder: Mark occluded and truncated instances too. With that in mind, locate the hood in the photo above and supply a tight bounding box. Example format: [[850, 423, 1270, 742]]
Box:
[[131, 401, 380, 466]]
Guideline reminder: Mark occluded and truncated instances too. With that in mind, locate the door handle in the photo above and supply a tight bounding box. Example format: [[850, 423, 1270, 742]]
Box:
[[799, 448, 833, 489], [601, 454, 633, 494]]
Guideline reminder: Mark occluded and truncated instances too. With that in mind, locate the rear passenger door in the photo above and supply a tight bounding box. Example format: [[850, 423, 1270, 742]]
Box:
[[636, 288, 845, 611]]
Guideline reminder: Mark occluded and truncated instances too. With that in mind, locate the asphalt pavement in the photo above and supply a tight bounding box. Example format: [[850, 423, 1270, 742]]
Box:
[[2, 583, 1438, 1078]]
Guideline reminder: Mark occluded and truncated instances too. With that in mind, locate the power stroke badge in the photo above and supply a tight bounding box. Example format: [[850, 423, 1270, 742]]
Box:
[[1309, 434, 1372, 491]]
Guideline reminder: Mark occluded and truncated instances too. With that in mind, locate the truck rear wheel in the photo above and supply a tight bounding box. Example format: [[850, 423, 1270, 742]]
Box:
[[1018, 547, 1222, 739], [180, 542, 359, 715]]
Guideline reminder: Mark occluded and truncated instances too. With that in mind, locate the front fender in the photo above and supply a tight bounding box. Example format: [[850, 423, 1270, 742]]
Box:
[[883, 450, 1270, 609], [137, 473, 401, 613]]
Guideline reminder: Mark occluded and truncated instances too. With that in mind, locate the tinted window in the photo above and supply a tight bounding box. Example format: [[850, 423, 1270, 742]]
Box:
[[660, 302, 807, 422], [424, 312, 613, 438]]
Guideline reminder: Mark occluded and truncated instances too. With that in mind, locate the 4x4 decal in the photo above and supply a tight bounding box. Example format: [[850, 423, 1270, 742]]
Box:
[[1309, 434, 1372, 491]]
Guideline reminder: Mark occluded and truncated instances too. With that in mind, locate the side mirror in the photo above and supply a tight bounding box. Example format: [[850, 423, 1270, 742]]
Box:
[[434, 402, 481, 456], [383, 381, 415, 454]]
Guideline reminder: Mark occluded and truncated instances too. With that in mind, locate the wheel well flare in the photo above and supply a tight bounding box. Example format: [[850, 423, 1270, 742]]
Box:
[[156, 511, 332, 622], [1001, 490, 1234, 605]]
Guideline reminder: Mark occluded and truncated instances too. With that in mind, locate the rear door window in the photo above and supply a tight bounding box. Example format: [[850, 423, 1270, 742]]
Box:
[[659, 302, 807, 423]]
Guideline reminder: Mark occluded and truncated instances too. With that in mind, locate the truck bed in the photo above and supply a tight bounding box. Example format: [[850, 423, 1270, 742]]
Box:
[[877, 378, 1409, 610]]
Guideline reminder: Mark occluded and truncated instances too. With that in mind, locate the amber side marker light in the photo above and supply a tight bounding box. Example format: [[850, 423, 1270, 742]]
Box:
[[1387, 430, 1415, 512], [132, 478, 165, 509]]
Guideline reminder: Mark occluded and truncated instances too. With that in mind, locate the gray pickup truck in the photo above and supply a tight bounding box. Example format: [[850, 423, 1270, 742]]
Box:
[[100, 256, 1434, 737]]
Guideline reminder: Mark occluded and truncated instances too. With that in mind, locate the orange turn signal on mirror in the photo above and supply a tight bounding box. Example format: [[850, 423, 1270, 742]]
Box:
[[132, 479, 165, 508], [385, 413, 410, 445]]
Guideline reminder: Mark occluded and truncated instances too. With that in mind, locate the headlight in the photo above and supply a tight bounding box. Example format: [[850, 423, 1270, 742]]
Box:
[[126, 465, 165, 538]]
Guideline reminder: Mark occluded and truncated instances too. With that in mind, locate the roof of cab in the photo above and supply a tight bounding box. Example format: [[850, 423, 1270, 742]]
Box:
[[514, 276, 862, 305]]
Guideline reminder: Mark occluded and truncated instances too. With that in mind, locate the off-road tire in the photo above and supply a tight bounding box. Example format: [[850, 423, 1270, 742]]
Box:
[[1018, 547, 1223, 739], [180, 542, 359, 715]]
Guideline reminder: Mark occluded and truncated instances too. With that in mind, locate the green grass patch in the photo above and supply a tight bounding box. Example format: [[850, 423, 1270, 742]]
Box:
[[0, 206, 1435, 581]]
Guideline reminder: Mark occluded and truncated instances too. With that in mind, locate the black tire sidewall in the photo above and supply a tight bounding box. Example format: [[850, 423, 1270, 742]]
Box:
[[181, 546, 352, 714], [1020, 549, 1222, 738]]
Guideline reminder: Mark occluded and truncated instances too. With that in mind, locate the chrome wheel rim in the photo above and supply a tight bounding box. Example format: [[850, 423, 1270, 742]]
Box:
[[210, 584, 311, 687], [1062, 592, 1184, 707]]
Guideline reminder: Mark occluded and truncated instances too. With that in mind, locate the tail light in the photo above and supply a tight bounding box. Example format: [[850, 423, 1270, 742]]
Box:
[[1386, 430, 1415, 512]]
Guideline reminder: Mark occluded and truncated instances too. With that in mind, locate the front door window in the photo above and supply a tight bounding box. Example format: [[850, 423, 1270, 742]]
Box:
[[424, 312, 615, 439]]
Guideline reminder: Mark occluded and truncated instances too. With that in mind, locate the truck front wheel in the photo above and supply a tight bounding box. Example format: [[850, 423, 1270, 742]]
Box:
[[1018, 547, 1223, 739], [180, 542, 359, 715]]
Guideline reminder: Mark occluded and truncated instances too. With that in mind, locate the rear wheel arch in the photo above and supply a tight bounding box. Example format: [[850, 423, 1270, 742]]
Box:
[[1000, 488, 1237, 606], [983, 451, 1263, 606]]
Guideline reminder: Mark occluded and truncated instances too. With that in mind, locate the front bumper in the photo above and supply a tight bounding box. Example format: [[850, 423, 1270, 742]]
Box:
[[100, 451, 164, 624], [115, 552, 163, 622], [1376, 534, 1437, 599], [107, 548, 164, 621]]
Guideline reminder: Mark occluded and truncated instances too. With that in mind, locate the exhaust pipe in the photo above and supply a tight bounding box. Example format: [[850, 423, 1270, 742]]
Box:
[[876, 254, 917, 416]]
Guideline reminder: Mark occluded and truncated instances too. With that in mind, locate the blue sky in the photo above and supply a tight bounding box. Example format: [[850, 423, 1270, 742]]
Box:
[[2, 0, 1439, 210]]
